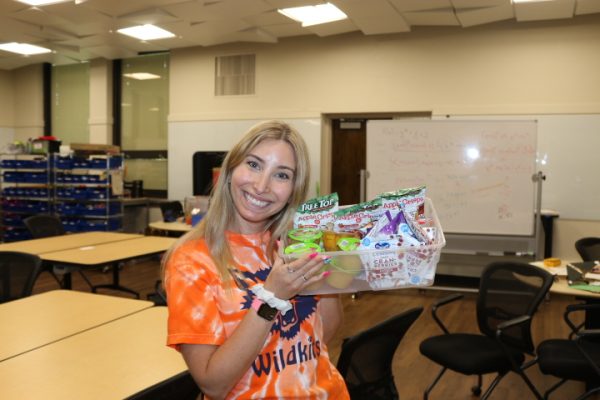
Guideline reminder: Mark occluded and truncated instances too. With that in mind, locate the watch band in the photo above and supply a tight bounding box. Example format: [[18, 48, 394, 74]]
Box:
[[251, 298, 278, 321]]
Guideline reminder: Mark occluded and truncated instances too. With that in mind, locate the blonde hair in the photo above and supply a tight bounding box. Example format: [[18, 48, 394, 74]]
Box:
[[162, 120, 310, 287]]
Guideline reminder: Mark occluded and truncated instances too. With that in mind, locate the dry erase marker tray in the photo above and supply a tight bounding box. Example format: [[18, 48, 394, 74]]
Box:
[[281, 198, 446, 295]]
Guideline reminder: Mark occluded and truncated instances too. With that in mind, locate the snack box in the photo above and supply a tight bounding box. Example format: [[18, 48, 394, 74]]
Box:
[[281, 197, 446, 295]]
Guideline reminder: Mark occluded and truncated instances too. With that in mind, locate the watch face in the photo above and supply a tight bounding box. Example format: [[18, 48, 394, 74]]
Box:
[[258, 303, 278, 321]]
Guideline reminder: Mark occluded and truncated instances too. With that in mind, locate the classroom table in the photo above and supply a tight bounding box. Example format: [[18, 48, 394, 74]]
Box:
[[0, 231, 143, 255], [148, 220, 192, 236], [0, 307, 188, 400], [41, 236, 177, 298], [0, 290, 153, 362], [0, 232, 145, 289], [530, 260, 600, 299]]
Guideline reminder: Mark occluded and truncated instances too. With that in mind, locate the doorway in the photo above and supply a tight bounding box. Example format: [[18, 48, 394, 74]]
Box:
[[330, 119, 366, 205]]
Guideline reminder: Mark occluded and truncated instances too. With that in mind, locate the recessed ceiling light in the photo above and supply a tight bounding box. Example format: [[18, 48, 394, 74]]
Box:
[[278, 2, 347, 27], [0, 42, 52, 55], [123, 72, 161, 80], [17, 0, 70, 6], [117, 24, 176, 41]]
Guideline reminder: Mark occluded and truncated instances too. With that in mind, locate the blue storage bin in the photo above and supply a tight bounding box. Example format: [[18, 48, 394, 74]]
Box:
[[56, 202, 78, 216], [1, 159, 16, 168], [3, 172, 20, 182], [3, 214, 24, 227], [55, 157, 73, 169], [56, 187, 74, 198], [72, 157, 90, 168], [62, 218, 80, 232], [87, 188, 110, 199]]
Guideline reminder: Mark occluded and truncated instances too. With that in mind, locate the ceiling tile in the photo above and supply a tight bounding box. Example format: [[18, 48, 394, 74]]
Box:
[[450, 0, 508, 9], [575, 0, 600, 15], [304, 18, 359, 37], [515, 0, 576, 22], [388, 0, 452, 13], [352, 15, 410, 35], [402, 8, 461, 26], [456, 3, 514, 27]]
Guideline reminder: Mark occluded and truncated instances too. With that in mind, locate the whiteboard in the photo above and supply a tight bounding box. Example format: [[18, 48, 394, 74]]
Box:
[[367, 120, 537, 235]]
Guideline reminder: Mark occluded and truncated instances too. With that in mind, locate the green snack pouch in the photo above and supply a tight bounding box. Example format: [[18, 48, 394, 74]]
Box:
[[293, 192, 339, 229]]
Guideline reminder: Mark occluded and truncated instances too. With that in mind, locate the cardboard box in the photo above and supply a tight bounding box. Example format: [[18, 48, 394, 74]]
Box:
[[69, 143, 121, 155]]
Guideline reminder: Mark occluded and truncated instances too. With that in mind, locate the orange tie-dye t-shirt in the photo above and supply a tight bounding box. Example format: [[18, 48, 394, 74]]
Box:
[[165, 231, 349, 400]]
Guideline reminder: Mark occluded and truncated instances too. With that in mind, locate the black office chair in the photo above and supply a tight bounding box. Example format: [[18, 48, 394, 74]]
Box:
[[575, 237, 600, 262], [23, 214, 66, 238], [160, 201, 184, 223], [573, 237, 600, 332], [337, 307, 423, 400], [0, 251, 43, 303], [419, 261, 553, 400], [23, 214, 93, 289], [537, 303, 600, 400], [125, 371, 201, 400]]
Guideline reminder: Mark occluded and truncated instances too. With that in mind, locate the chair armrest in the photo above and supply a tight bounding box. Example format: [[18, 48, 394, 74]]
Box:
[[495, 315, 533, 371], [496, 315, 531, 332], [564, 303, 600, 338], [575, 329, 600, 378], [432, 293, 463, 334]]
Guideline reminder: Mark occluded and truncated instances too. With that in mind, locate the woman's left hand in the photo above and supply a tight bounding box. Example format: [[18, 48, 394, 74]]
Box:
[[263, 252, 328, 300]]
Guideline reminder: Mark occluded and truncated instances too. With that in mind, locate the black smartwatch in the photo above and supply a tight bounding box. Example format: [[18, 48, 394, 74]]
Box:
[[252, 299, 278, 321]]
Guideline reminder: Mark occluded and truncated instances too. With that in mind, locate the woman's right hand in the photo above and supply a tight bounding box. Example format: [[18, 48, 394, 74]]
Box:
[[263, 252, 329, 300]]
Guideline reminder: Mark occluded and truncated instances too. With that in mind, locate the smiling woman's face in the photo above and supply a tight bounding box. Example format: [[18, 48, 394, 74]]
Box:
[[229, 139, 296, 234]]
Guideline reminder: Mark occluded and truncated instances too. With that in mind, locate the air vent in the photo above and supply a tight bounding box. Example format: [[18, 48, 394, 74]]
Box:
[[214, 54, 255, 96]]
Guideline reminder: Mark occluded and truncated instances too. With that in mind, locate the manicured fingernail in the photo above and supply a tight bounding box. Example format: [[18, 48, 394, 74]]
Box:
[[323, 271, 331, 277], [308, 252, 319, 259], [323, 256, 332, 264]]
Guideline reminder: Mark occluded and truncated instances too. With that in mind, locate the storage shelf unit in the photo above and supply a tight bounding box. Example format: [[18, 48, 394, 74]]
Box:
[[0, 153, 125, 242], [53, 154, 124, 233], [0, 154, 53, 242]]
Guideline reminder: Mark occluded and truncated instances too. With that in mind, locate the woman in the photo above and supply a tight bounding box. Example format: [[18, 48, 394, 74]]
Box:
[[164, 120, 349, 400]]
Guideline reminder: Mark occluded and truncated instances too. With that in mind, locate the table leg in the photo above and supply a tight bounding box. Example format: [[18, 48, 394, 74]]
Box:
[[91, 262, 140, 298]]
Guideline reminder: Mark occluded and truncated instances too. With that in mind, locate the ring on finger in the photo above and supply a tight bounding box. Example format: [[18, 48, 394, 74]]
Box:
[[287, 266, 295, 273], [302, 274, 308, 282]]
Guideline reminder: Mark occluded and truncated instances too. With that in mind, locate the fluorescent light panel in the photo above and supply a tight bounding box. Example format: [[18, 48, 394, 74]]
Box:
[[117, 24, 175, 41], [17, 0, 70, 6], [123, 72, 161, 80], [0, 42, 51, 55], [278, 2, 347, 27]]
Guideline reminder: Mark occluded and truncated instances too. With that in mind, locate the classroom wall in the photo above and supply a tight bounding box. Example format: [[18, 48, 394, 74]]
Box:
[[0, 69, 15, 149], [169, 14, 600, 120], [13, 64, 44, 141], [169, 14, 600, 261]]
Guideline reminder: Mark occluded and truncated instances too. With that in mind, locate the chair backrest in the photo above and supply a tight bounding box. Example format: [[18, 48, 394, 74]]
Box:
[[23, 214, 65, 238], [477, 261, 553, 354], [160, 201, 184, 222], [0, 251, 43, 303], [575, 237, 600, 261], [336, 307, 423, 400]]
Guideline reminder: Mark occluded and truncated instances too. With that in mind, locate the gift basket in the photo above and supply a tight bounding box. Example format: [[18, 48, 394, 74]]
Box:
[[280, 186, 446, 295]]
